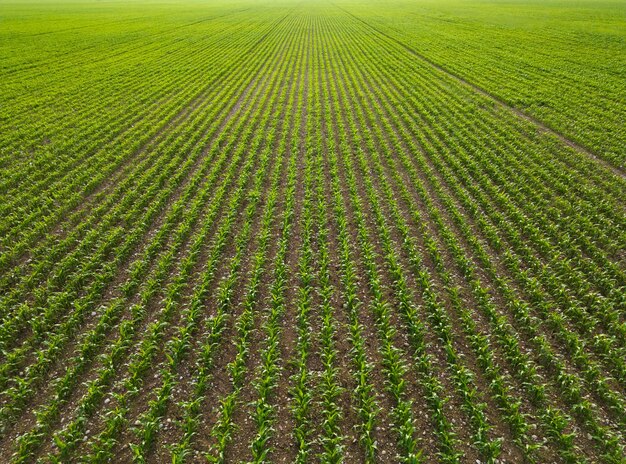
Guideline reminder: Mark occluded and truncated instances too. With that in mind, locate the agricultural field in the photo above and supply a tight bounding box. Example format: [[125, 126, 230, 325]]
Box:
[[1, 0, 625, 462]]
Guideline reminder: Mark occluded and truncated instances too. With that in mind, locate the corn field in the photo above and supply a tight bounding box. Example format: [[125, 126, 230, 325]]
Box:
[[1, 0, 625, 462]]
